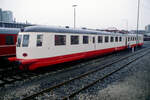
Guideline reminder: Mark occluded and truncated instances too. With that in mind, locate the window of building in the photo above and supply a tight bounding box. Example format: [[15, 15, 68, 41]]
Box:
[[83, 36, 89, 44], [71, 35, 79, 45], [22, 35, 29, 47], [37, 35, 43, 47], [93, 37, 95, 43], [98, 36, 103, 43], [105, 36, 109, 43], [5, 36, 14, 45], [55, 35, 66, 45], [17, 35, 22, 47], [119, 37, 122, 42], [110, 36, 114, 42], [115, 37, 118, 42]]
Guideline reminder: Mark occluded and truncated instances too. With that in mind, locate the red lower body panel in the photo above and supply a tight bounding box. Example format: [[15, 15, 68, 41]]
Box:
[[9, 43, 143, 70], [0, 45, 16, 57]]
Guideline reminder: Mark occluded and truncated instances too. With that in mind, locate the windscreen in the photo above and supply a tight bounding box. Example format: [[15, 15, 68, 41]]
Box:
[[22, 35, 29, 47], [17, 35, 22, 47]]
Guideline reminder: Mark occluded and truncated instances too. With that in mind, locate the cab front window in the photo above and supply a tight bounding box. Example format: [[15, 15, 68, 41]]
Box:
[[22, 35, 29, 47], [17, 35, 22, 47]]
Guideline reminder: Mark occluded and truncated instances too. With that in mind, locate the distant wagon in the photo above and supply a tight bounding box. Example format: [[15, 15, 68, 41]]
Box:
[[0, 28, 20, 58]]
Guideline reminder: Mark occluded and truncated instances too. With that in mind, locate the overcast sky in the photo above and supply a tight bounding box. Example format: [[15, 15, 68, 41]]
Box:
[[0, 0, 150, 30]]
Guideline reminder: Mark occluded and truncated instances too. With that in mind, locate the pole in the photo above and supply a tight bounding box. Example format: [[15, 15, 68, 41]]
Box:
[[136, 0, 140, 48], [72, 5, 77, 28], [74, 7, 76, 28]]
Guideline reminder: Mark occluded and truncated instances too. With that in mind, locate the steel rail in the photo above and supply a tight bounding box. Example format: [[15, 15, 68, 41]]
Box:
[[0, 49, 123, 87]]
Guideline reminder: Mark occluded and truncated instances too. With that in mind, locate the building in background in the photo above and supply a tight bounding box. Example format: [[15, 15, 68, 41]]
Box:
[[2, 10, 13, 23], [145, 25, 150, 33], [130, 30, 145, 34], [0, 8, 2, 21], [0, 8, 35, 29], [0, 8, 14, 23]]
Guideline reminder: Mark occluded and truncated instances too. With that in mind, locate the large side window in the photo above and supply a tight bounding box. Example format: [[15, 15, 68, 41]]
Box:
[[22, 35, 29, 47], [98, 36, 103, 43], [5, 36, 14, 45], [105, 36, 109, 43], [83, 36, 89, 44], [110, 36, 114, 42], [17, 35, 22, 47], [71, 35, 79, 45], [37, 35, 43, 47], [115, 37, 118, 42], [119, 37, 122, 42], [55, 35, 66, 45]]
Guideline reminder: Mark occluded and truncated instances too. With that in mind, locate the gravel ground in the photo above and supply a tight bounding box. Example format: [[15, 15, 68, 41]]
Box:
[[76, 44, 150, 100], [35, 46, 149, 99]]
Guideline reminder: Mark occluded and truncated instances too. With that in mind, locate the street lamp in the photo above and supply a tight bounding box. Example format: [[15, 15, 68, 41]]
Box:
[[72, 5, 77, 28], [136, 0, 140, 48]]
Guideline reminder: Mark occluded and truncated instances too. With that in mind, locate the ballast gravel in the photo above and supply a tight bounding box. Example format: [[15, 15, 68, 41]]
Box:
[[76, 47, 150, 100]]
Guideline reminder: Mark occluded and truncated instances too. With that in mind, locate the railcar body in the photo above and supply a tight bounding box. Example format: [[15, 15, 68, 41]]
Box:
[[0, 28, 20, 58], [8, 26, 143, 70]]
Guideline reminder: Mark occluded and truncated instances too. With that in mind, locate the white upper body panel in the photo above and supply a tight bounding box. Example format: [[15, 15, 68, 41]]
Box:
[[16, 26, 143, 59]]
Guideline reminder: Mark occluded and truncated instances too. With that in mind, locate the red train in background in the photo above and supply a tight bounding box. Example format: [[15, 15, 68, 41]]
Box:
[[0, 28, 20, 59]]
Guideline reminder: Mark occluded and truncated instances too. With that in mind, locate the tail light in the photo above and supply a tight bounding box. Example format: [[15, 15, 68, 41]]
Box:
[[23, 53, 28, 57]]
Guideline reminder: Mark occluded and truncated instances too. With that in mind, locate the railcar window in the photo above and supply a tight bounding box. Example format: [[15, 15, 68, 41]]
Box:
[[17, 35, 22, 47], [83, 36, 89, 44], [105, 36, 109, 43], [37, 35, 43, 47], [119, 37, 122, 42], [71, 35, 79, 45], [110, 37, 114, 42], [98, 36, 103, 43], [22, 35, 29, 47], [55, 35, 66, 45], [5, 36, 14, 45], [93, 37, 95, 43], [115, 37, 118, 42]]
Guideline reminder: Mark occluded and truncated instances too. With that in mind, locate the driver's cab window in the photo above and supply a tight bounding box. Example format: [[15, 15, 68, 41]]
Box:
[[22, 35, 29, 47]]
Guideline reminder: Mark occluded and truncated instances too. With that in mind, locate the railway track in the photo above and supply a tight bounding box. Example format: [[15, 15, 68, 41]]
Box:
[[0, 48, 132, 88], [22, 47, 150, 100]]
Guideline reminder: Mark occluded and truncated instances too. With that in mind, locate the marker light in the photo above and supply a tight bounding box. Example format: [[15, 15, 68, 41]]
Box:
[[23, 53, 28, 57]]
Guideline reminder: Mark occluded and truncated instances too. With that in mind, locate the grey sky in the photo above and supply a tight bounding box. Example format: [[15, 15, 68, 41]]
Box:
[[0, 0, 149, 30]]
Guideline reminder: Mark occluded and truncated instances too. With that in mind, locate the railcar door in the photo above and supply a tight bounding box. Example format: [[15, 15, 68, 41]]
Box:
[[125, 37, 128, 46], [92, 36, 96, 50]]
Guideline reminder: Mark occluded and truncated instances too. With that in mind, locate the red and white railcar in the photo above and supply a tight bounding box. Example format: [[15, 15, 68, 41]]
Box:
[[8, 26, 143, 70], [0, 28, 20, 58]]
